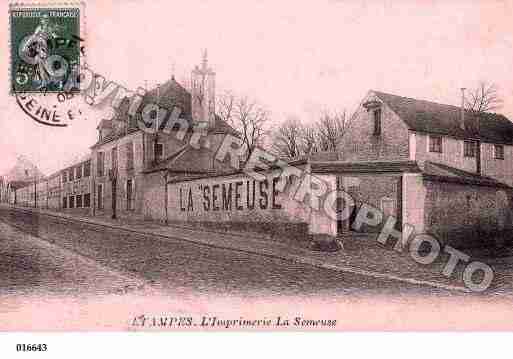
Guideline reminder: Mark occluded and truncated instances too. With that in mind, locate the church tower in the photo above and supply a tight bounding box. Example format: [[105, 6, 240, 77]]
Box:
[[191, 50, 216, 128]]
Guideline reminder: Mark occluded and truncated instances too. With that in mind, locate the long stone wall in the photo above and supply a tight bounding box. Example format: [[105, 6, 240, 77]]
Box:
[[141, 166, 342, 241], [423, 180, 513, 248], [165, 170, 311, 239]]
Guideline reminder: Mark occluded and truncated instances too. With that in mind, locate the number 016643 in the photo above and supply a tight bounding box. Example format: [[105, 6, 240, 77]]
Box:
[[16, 344, 47, 352]]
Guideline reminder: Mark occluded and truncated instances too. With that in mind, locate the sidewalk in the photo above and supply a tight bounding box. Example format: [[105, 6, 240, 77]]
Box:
[[4, 204, 513, 294]]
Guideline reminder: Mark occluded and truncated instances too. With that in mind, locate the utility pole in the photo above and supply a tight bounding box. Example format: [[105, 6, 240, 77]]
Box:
[[154, 83, 161, 165], [110, 168, 117, 220], [164, 170, 169, 225], [34, 176, 37, 208]]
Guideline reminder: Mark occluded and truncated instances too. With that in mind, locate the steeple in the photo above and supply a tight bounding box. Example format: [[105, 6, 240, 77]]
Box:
[[201, 49, 208, 72], [191, 50, 216, 128]]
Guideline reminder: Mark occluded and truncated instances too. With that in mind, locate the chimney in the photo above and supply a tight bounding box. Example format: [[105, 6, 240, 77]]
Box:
[[460, 88, 466, 130]]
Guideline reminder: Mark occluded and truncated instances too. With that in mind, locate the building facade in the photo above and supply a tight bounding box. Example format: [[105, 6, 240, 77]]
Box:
[[8, 71, 513, 248]]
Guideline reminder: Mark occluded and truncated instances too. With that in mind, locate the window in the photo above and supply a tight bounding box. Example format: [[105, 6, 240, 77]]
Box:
[[69, 196, 75, 208], [111, 147, 118, 170], [84, 193, 91, 207], [494, 144, 505, 160], [62, 197, 67, 209], [97, 152, 104, 177], [84, 160, 91, 177], [69, 167, 74, 181], [464, 140, 477, 158], [76, 194, 83, 208], [429, 135, 443, 153], [76, 164, 83, 179], [373, 108, 382, 136], [126, 141, 134, 170], [154, 142, 163, 161], [381, 197, 396, 217], [62, 171, 67, 183]]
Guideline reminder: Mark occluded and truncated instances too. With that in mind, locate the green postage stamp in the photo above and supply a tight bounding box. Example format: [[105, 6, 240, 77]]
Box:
[[9, 3, 84, 94]]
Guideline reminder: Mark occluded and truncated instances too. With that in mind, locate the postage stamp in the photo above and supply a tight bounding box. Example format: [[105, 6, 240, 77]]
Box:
[[9, 3, 83, 94]]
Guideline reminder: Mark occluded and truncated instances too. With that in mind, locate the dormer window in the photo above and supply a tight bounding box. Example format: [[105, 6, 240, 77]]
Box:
[[373, 108, 382, 136], [363, 99, 382, 137]]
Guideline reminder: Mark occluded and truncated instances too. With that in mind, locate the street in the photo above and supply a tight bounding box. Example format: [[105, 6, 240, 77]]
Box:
[[0, 207, 461, 299], [6, 208, 513, 331]]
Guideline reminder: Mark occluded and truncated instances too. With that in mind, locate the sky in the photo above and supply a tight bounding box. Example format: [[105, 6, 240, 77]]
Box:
[[1, 0, 513, 175]]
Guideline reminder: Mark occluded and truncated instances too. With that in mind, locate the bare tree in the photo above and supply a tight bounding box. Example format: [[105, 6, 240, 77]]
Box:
[[300, 123, 319, 156], [315, 109, 349, 152], [217, 92, 270, 162], [465, 82, 503, 114], [216, 90, 236, 125], [271, 117, 303, 159]]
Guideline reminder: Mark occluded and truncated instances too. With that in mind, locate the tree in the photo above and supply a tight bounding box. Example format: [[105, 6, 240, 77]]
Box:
[[465, 82, 503, 114], [271, 117, 303, 159], [463, 82, 503, 176], [300, 123, 319, 156], [217, 92, 270, 162], [315, 109, 349, 152], [216, 90, 236, 125]]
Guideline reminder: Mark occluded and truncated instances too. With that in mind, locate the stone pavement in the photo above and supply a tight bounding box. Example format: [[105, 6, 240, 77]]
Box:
[[3, 204, 513, 295]]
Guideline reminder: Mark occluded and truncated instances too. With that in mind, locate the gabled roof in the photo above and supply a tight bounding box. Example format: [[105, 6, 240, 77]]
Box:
[[373, 91, 513, 145]]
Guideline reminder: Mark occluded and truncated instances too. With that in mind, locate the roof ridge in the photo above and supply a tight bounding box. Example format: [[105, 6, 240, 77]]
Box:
[[373, 90, 500, 117]]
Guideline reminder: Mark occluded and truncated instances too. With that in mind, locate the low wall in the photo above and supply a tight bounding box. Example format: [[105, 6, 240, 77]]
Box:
[[424, 179, 513, 248]]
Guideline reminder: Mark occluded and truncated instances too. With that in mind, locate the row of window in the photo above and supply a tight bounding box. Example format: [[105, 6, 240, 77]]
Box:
[[61, 141, 163, 183], [97, 141, 140, 177], [428, 135, 505, 160], [62, 194, 91, 209], [94, 180, 135, 211], [63, 160, 91, 183], [96, 142, 162, 177]]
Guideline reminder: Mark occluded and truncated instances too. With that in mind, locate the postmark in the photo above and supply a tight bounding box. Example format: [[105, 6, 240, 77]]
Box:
[[9, 3, 83, 94]]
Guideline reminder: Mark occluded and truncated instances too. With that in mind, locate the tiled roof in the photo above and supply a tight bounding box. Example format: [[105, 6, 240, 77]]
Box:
[[210, 115, 239, 136], [311, 160, 421, 174], [374, 91, 513, 145], [422, 161, 510, 188], [142, 78, 192, 119], [92, 78, 238, 148]]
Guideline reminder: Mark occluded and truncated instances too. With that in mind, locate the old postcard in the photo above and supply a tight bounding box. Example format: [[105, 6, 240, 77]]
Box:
[[2, 0, 513, 340]]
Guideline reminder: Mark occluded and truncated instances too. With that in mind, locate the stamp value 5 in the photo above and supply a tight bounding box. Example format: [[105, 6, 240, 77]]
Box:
[[10, 5, 82, 94]]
